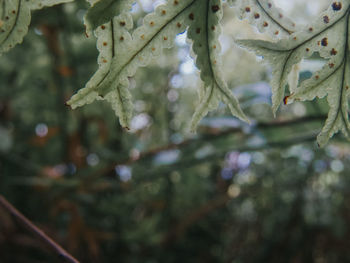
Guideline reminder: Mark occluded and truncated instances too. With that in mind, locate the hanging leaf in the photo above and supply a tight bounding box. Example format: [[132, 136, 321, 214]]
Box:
[[67, 1, 192, 128], [237, 1, 350, 146], [68, 0, 250, 129], [187, 0, 248, 130], [0, 0, 72, 55]]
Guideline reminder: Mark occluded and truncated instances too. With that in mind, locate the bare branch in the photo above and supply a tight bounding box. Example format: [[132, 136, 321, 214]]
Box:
[[0, 195, 80, 263]]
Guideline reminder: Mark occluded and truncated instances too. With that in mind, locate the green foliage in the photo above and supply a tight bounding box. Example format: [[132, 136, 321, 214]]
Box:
[[1, 1, 350, 262], [237, 1, 350, 147], [1, 0, 350, 145], [0, 0, 72, 55]]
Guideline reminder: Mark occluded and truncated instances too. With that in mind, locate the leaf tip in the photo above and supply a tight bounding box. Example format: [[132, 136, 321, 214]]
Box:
[[283, 93, 294, 105]]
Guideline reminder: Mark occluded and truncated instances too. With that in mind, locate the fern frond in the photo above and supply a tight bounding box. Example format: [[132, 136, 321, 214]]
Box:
[[67, 0, 195, 128], [187, 0, 248, 130], [0, 0, 72, 55], [237, 1, 350, 146]]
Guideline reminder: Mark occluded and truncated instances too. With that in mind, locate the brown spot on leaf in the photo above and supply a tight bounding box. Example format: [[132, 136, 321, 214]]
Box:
[[211, 5, 220, 13], [323, 16, 329, 23], [321, 37, 328, 46], [283, 94, 292, 105], [254, 13, 260, 19], [189, 13, 194, 20], [329, 63, 335, 68], [245, 7, 251, 12], [332, 2, 342, 11], [331, 48, 337, 55], [120, 21, 126, 26]]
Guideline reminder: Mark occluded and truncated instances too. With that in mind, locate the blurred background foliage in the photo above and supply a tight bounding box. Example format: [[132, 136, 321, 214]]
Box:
[[1, 0, 350, 262]]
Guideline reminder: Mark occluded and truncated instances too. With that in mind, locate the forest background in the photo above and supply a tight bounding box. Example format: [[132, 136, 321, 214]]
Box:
[[1, 0, 350, 262]]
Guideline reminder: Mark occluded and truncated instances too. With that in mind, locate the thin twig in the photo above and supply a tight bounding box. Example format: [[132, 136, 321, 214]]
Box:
[[0, 195, 80, 263]]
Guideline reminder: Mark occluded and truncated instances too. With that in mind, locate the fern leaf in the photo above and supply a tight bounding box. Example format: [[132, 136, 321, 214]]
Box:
[[67, 0, 195, 128], [229, 0, 297, 37], [0, 0, 72, 55], [187, 0, 248, 130], [84, 0, 134, 36], [237, 1, 350, 146]]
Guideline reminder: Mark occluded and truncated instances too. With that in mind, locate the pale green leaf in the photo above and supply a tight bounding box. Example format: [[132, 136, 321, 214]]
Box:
[[0, 0, 73, 55], [68, 0, 197, 128], [84, 0, 134, 36], [187, 0, 248, 130], [237, 1, 350, 146], [229, 0, 296, 37]]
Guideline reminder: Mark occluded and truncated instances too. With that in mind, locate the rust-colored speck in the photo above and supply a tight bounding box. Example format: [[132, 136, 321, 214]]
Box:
[[323, 16, 329, 23], [331, 48, 337, 55], [211, 5, 220, 13], [332, 2, 342, 11], [321, 37, 328, 46]]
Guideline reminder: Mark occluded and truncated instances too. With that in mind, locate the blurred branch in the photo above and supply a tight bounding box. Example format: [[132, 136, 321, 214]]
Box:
[[0, 195, 80, 263], [98, 115, 326, 175]]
